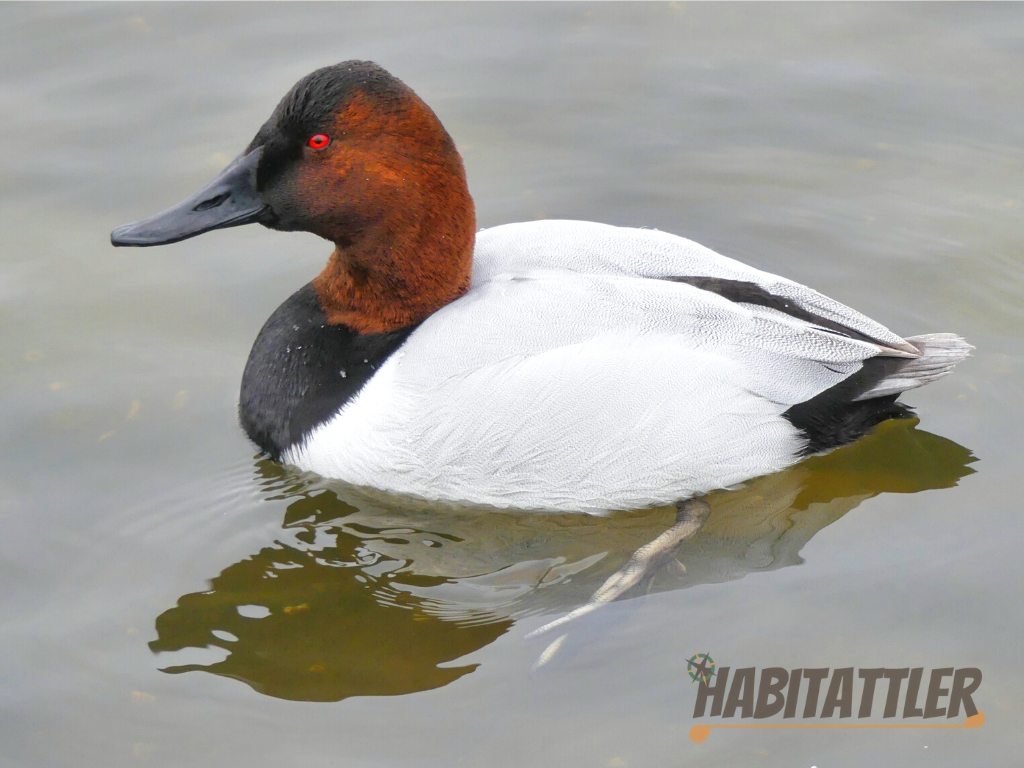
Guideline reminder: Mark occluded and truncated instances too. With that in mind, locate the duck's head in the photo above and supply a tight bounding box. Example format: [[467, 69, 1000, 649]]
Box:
[[112, 61, 475, 332]]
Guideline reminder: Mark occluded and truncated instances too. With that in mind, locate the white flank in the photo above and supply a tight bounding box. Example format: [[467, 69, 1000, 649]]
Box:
[[284, 221, 967, 512]]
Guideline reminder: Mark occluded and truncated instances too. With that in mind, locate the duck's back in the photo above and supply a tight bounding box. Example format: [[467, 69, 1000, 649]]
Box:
[[472, 220, 915, 352]]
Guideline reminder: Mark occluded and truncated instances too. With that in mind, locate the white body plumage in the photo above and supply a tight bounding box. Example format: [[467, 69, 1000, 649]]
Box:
[[285, 220, 969, 513]]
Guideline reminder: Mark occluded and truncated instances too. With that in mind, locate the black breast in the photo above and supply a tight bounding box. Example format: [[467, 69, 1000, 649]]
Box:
[[239, 283, 417, 459]]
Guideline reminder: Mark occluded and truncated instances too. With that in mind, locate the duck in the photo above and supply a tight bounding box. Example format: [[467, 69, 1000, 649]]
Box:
[[111, 60, 971, 514]]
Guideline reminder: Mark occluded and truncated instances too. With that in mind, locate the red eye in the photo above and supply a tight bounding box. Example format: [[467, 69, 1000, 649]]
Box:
[[307, 133, 330, 150]]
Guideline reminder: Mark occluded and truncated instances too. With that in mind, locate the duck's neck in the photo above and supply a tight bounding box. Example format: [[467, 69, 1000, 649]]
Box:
[[312, 168, 476, 335]]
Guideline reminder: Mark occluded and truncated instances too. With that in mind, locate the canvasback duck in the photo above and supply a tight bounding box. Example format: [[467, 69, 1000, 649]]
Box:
[[111, 61, 971, 513]]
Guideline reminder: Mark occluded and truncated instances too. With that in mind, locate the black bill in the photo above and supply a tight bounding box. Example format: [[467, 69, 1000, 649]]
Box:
[[111, 147, 266, 247]]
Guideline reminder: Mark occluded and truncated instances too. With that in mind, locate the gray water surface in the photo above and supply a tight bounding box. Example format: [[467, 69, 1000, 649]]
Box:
[[1, 3, 1021, 766]]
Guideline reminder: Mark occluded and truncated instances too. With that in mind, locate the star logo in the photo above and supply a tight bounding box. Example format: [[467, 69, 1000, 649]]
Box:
[[687, 652, 717, 686]]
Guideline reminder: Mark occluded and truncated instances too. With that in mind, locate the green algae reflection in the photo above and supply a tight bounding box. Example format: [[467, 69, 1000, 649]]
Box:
[[150, 419, 974, 702]]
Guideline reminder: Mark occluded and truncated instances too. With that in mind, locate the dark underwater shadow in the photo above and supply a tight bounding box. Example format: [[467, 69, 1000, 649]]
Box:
[[149, 419, 975, 702]]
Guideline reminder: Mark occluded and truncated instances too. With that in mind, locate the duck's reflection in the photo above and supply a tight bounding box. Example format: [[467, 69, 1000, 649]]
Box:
[[150, 419, 974, 701]]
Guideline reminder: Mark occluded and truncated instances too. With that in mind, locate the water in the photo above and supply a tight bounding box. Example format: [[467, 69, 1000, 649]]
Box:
[[2, 3, 1021, 766]]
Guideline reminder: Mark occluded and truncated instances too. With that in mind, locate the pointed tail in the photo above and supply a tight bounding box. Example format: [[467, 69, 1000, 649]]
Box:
[[855, 333, 973, 401]]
